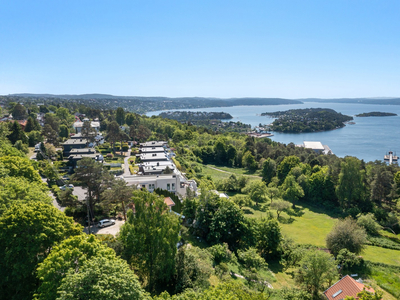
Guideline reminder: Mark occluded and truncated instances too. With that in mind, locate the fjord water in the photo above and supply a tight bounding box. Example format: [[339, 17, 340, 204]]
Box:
[[148, 102, 400, 163]]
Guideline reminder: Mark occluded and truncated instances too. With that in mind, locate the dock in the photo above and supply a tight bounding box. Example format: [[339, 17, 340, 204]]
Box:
[[384, 151, 398, 164]]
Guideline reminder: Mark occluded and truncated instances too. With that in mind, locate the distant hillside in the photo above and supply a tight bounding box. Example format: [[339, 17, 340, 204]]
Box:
[[301, 98, 400, 105]]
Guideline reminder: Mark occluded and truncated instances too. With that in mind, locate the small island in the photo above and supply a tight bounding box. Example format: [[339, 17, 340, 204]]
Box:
[[261, 108, 353, 133], [159, 111, 233, 121], [355, 112, 397, 117]]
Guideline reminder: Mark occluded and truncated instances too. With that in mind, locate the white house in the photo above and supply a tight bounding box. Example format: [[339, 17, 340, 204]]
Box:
[[73, 121, 100, 133], [299, 141, 333, 155]]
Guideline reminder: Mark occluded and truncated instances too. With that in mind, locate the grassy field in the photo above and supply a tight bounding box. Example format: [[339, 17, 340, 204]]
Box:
[[200, 164, 262, 182], [362, 246, 400, 266], [201, 165, 400, 297], [242, 202, 400, 269], [243, 203, 337, 247]]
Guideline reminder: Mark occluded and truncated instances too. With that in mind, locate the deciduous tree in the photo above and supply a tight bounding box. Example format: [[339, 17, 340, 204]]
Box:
[[12, 103, 27, 119], [242, 180, 268, 205], [0, 176, 51, 216], [0, 155, 42, 182], [277, 156, 300, 183], [119, 191, 180, 292], [262, 158, 276, 184], [336, 157, 368, 215], [326, 217, 367, 256], [282, 175, 304, 208], [295, 250, 338, 298], [271, 200, 291, 219], [36, 234, 115, 300], [0, 202, 81, 300], [56, 256, 147, 300]]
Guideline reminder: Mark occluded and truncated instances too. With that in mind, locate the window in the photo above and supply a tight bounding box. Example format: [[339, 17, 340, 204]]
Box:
[[172, 183, 175, 190], [167, 183, 170, 191]]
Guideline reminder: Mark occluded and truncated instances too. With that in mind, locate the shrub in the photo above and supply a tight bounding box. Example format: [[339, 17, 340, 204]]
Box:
[[326, 217, 367, 256], [357, 213, 382, 235], [237, 247, 267, 270]]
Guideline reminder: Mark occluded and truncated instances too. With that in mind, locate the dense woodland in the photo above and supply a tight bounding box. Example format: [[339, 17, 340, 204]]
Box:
[[159, 111, 233, 121], [262, 108, 353, 133], [0, 98, 399, 299]]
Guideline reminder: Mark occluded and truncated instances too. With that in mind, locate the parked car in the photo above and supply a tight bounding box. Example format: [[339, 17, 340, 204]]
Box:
[[59, 184, 74, 191], [97, 219, 116, 228]]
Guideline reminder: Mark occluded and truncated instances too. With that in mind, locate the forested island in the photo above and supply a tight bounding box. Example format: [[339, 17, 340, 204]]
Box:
[[355, 111, 397, 117], [159, 111, 233, 121], [262, 108, 353, 133]]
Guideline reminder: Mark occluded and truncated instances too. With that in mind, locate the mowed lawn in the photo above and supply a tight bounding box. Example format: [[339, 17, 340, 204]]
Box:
[[257, 206, 400, 267], [279, 207, 336, 247], [362, 245, 400, 266], [201, 164, 262, 182]]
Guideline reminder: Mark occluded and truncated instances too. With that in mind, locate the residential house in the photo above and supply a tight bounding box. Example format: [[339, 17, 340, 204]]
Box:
[[73, 121, 100, 133], [139, 152, 169, 162], [139, 147, 166, 154], [62, 138, 88, 156], [324, 275, 377, 300], [164, 197, 175, 211], [140, 141, 168, 148]]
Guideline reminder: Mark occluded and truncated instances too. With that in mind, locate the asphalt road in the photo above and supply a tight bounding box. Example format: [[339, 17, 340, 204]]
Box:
[[41, 177, 66, 212], [72, 186, 87, 201]]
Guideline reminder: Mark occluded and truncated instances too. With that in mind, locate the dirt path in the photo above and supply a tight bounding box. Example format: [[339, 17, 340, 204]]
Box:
[[231, 272, 273, 289], [206, 166, 261, 179]]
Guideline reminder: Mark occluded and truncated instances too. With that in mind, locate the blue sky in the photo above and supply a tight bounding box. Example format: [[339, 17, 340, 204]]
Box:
[[1, 1, 399, 98]]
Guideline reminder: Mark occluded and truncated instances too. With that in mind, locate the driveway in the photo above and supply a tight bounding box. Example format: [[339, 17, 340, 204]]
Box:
[[41, 177, 66, 212], [83, 219, 125, 236], [123, 149, 132, 176], [72, 186, 87, 201]]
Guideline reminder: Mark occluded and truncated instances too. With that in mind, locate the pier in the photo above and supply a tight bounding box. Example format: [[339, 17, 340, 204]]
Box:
[[384, 151, 398, 165]]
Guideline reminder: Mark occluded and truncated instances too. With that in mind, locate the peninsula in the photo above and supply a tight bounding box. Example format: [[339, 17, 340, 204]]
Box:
[[262, 108, 353, 133]]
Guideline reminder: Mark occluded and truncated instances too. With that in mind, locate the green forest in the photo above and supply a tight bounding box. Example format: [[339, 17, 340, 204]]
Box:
[[356, 112, 398, 117], [159, 111, 233, 121], [262, 108, 353, 133], [0, 97, 399, 300]]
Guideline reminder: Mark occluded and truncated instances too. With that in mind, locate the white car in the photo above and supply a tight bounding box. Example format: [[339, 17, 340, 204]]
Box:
[[60, 184, 74, 191], [97, 219, 116, 228]]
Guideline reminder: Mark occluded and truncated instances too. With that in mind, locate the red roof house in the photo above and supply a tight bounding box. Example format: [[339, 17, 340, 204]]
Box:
[[164, 197, 175, 209], [324, 275, 376, 300]]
